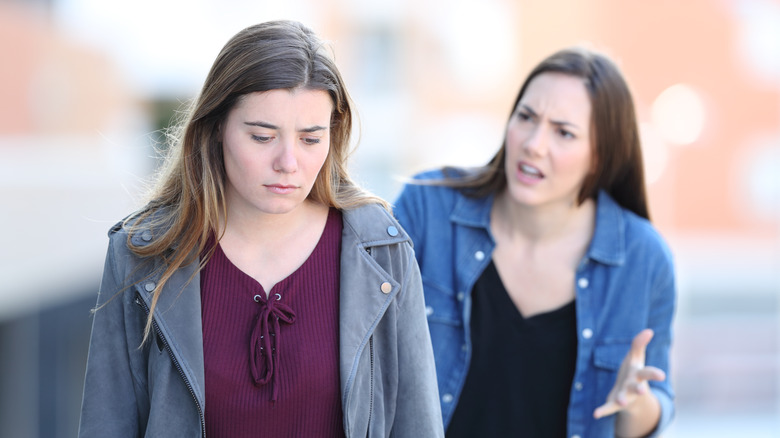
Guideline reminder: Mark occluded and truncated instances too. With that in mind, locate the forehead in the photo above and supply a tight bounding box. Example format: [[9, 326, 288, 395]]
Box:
[[519, 73, 591, 121], [231, 89, 334, 118]]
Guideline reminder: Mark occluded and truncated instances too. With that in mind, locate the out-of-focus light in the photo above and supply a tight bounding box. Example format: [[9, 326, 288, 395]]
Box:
[[639, 122, 669, 185], [53, 0, 323, 98], [430, 0, 517, 95], [735, 0, 780, 85], [651, 84, 706, 146], [738, 138, 780, 220]]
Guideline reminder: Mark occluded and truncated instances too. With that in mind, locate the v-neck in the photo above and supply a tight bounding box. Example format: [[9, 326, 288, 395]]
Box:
[[482, 259, 575, 325], [214, 208, 337, 297]]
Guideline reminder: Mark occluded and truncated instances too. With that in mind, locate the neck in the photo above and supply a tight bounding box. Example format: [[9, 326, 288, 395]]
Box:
[[491, 190, 596, 244], [222, 200, 328, 247]]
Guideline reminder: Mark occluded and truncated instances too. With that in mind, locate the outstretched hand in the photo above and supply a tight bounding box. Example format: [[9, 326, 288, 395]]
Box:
[[593, 328, 666, 420]]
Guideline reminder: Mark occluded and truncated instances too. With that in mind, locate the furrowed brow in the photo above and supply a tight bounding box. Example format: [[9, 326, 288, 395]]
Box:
[[550, 119, 580, 129], [519, 104, 538, 117]]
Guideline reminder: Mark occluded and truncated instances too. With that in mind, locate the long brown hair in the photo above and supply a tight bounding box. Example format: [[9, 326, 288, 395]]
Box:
[[440, 47, 650, 220], [125, 20, 385, 340]]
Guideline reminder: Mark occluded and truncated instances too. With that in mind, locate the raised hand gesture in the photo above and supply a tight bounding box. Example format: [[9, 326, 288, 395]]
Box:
[[593, 329, 666, 437]]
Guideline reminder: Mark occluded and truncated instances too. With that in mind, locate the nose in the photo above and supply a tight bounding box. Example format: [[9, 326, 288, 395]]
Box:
[[522, 125, 547, 157], [273, 141, 298, 173]]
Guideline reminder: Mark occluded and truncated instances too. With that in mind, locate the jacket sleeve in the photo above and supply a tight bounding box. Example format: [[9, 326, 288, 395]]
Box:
[[79, 237, 145, 437], [390, 246, 445, 438], [644, 243, 677, 437], [392, 178, 430, 264]]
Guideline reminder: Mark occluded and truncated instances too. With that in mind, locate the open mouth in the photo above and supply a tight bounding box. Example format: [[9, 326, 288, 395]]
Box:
[[519, 163, 544, 178]]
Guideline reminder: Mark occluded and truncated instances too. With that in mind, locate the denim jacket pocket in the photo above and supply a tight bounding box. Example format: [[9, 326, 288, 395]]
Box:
[[593, 341, 631, 370], [421, 277, 462, 327], [592, 341, 631, 400]]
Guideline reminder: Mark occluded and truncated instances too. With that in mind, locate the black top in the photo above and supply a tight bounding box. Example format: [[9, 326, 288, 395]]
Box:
[[446, 260, 578, 438]]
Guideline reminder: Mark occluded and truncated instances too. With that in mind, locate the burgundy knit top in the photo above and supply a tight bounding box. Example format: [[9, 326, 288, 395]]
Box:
[[200, 208, 346, 437]]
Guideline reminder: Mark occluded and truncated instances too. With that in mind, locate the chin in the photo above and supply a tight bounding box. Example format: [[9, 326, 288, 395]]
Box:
[[255, 200, 306, 216], [506, 185, 540, 205]]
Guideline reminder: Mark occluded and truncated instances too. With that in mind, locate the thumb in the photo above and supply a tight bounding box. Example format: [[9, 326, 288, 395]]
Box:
[[629, 329, 654, 362]]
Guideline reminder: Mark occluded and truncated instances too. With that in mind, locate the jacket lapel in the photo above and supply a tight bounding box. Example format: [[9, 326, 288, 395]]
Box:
[[134, 252, 206, 409], [338, 205, 409, 427]]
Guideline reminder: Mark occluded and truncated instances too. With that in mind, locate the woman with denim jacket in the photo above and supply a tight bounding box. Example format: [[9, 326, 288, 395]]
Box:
[[79, 20, 443, 438], [394, 47, 675, 438]]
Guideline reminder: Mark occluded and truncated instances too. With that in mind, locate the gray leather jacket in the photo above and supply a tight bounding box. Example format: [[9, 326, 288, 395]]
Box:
[[78, 204, 444, 437]]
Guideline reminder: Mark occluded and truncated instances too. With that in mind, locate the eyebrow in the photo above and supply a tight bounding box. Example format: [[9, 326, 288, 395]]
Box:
[[518, 105, 581, 129], [244, 121, 328, 133]]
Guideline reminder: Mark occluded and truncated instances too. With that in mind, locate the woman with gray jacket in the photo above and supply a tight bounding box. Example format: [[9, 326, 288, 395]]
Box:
[[78, 20, 443, 438]]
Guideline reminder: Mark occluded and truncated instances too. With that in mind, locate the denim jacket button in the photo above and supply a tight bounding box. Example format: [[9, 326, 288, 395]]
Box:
[[577, 277, 589, 288], [442, 393, 454, 403], [574, 382, 583, 391], [425, 306, 434, 316], [380, 282, 392, 294], [144, 281, 156, 292], [386, 225, 399, 237], [581, 328, 593, 339], [572, 435, 582, 438], [474, 251, 485, 261], [456, 292, 465, 301], [141, 230, 153, 242]]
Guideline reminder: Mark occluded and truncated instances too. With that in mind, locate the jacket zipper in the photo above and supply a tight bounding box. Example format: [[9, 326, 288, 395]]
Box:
[[135, 295, 207, 437], [367, 336, 374, 437]]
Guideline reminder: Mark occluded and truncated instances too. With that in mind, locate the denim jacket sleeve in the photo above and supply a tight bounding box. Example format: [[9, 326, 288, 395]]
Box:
[[578, 195, 676, 437], [640, 226, 677, 436]]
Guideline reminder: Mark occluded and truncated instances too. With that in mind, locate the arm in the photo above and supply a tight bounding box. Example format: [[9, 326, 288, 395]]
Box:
[[392, 180, 427, 261], [390, 247, 445, 438], [593, 329, 665, 437], [79, 239, 144, 437], [594, 245, 676, 437]]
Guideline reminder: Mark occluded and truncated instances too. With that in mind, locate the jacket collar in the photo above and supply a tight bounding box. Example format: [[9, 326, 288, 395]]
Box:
[[130, 203, 411, 413], [338, 204, 411, 421], [448, 188, 626, 266], [450, 192, 494, 230], [343, 204, 411, 247], [124, 207, 206, 410], [586, 191, 626, 266]]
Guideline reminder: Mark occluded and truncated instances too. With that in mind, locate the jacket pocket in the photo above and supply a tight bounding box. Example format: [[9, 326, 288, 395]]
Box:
[[593, 342, 631, 370], [421, 277, 461, 327], [592, 341, 631, 400]]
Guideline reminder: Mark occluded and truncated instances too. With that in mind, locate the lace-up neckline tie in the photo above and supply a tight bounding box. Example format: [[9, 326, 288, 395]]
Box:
[[249, 292, 296, 402]]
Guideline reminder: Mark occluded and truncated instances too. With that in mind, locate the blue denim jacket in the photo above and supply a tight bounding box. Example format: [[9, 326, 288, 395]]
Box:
[[393, 169, 676, 438]]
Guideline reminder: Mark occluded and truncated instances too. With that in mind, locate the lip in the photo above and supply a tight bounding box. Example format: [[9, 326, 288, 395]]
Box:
[[515, 161, 545, 185], [264, 184, 298, 194]]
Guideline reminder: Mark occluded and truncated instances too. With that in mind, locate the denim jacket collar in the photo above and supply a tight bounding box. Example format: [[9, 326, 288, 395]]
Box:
[[450, 192, 494, 230], [449, 189, 627, 267], [587, 191, 626, 267]]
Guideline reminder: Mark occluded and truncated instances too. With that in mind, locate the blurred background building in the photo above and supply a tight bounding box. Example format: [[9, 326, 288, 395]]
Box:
[[0, 0, 778, 436]]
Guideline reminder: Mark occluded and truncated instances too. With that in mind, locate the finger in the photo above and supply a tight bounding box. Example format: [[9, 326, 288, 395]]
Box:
[[629, 329, 654, 362], [593, 401, 621, 419], [628, 381, 647, 396], [636, 366, 666, 382], [616, 389, 630, 406]]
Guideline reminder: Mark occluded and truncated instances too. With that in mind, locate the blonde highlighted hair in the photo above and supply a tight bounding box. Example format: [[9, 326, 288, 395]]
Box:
[[124, 20, 386, 341]]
